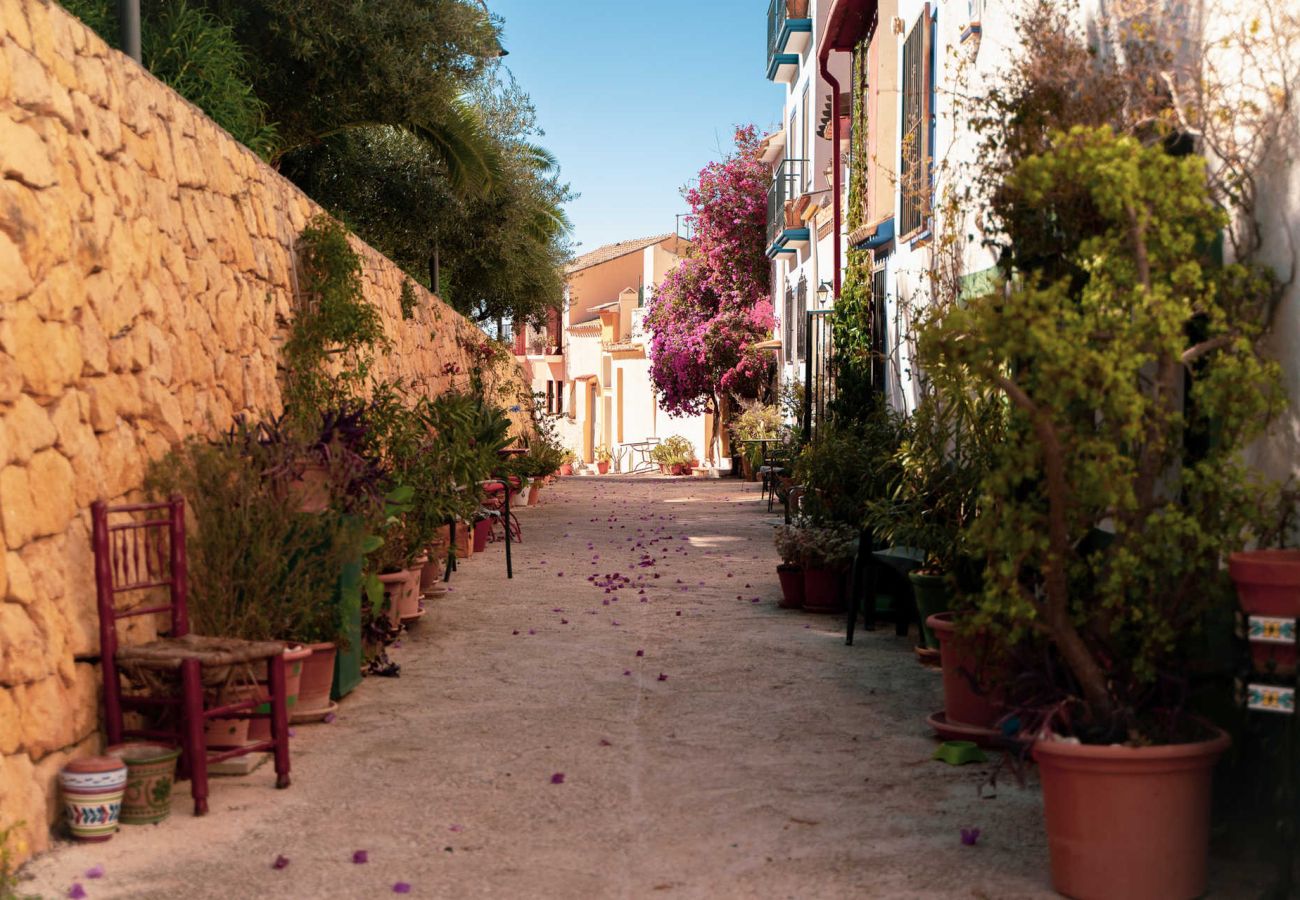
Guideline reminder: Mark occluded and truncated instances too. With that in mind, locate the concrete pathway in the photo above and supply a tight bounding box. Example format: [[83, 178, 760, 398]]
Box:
[[23, 476, 1054, 899]]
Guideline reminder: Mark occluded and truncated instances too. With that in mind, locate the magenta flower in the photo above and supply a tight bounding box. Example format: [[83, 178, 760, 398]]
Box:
[[961, 828, 981, 846], [84, 865, 105, 879], [68, 885, 87, 899], [272, 855, 290, 869], [551, 772, 566, 784], [353, 850, 369, 864], [392, 883, 412, 894]]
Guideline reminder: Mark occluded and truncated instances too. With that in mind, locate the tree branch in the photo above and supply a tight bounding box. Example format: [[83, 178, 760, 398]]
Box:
[[1182, 333, 1237, 365]]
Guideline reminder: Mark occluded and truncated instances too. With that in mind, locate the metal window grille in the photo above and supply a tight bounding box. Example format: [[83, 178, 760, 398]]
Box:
[[871, 267, 889, 395], [784, 285, 795, 364], [795, 277, 808, 359]]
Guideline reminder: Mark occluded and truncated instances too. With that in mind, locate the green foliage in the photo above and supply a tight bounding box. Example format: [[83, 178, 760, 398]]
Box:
[[649, 436, 696, 467], [398, 280, 418, 321], [61, 0, 276, 158], [283, 216, 385, 423], [773, 523, 858, 571], [145, 431, 367, 644], [793, 402, 909, 528], [0, 821, 38, 900], [924, 126, 1284, 740], [593, 444, 613, 464], [728, 401, 787, 468]]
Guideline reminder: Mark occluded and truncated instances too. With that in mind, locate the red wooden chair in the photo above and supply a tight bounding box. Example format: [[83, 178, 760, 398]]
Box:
[[92, 496, 291, 815]]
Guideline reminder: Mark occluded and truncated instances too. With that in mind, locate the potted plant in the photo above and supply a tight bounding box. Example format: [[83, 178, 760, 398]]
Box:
[[594, 445, 612, 474], [729, 401, 784, 480], [773, 525, 805, 609], [559, 450, 577, 477], [926, 126, 1283, 900], [798, 524, 858, 613]]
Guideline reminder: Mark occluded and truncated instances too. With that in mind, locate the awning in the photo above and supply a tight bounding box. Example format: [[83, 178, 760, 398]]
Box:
[[821, 0, 878, 52]]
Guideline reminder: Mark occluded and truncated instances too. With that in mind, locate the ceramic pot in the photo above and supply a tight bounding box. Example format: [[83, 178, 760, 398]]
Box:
[[928, 612, 1002, 729], [454, 522, 473, 559], [787, 0, 809, 19], [297, 642, 337, 716], [670, 463, 683, 476], [420, 553, 444, 592], [909, 572, 951, 650], [248, 643, 311, 741], [473, 519, 491, 553], [400, 563, 424, 618], [560, 464, 574, 476], [106, 742, 181, 825], [1228, 549, 1300, 674], [597, 461, 609, 474], [802, 567, 844, 612], [777, 564, 804, 609], [60, 756, 127, 841], [378, 571, 411, 631], [528, 483, 540, 506], [1035, 729, 1231, 900]]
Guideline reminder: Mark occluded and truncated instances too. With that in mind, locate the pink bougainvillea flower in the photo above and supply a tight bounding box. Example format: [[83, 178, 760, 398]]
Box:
[[449, 824, 464, 833], [551, 607, 563, 612], [658, 673, 668, 681], [557, 572, 564, 577], [961, 828, 981, 846], [68, 884, 87, 899], [84, 865, 105, 879], [322, 713, 336, 724], [611, 620, 621, 626], [272, 855, 290, 869], [623, 669, 632, 676], [392, 883, 412, 894], [635, 650, 644, 657], [550, 772, 566, 784], [599, 738, 612, 747], [512, 630, 520, 635], [528, 629, 536, 635], [561, 619, 569, 625], [352, 850, 369, 864]]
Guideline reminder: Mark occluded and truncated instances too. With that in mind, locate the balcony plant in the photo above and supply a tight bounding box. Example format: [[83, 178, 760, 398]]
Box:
[[729, 400, 785, 479], [925, 126, 1284, 899]]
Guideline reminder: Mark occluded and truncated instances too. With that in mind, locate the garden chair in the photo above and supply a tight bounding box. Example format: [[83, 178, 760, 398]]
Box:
[[92, 497, 291, 816]]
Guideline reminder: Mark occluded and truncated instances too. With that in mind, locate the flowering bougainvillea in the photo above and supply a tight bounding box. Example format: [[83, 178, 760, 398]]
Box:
[[645, 126, 774, 421]]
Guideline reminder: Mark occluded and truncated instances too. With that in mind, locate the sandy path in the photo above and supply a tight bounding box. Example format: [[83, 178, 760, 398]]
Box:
[[23, 475, 1056, 900]]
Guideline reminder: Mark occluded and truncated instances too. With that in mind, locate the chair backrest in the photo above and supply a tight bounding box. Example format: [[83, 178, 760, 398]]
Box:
[[91, 496, 189, 663]]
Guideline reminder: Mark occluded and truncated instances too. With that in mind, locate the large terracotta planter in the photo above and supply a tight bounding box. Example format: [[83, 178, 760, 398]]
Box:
[[249, 643, 310, 741], [420, 552, 444, 593], [777, 564, 804, 609], [1034, 729, 1231, 900], [1228, 549, 1300, 673], [60, 756, 127, 842], [560, 464, 574, 476], [802, 567, 844, 613], [106, 742, 181, 825], [400, 562, 425, 619], [527, 482, 540, 506], [927, 612, 1001, 729], [378, 571, 411, 630], [909, 572, 951, 650], [296, 642, 337, 717]]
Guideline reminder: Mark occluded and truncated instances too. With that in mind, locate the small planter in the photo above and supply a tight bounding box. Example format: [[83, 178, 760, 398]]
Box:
[[454, 522, 473, 559], [400, 562, 425, 621], [927, 612, 1002, 732], [106, 742, 181, 825], [777, 563, 804, 609], [1035, 729, 1230, 900], [60, 756, 127, 842], [527, 482, 540, 506], [597, 461, 610, 474], [670, 463, 683, 476], [908, 572, 951, 650], [295, 641, 337, 721], [802, 567, 844, 613], [1228, 549, 1300, 674], [473, 518, 491, 553], [378, 571, 411, 631], [560, 464, 574, 476]]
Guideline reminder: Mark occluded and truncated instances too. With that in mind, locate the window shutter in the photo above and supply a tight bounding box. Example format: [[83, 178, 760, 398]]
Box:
[[796, 277, 808, 359], [784, 286, 795, 364], [900, 5, 932, 238]]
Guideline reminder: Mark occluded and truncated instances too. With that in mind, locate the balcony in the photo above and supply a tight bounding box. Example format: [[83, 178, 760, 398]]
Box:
[[766, 0, 812, 83], [766, 159, 811, 258]]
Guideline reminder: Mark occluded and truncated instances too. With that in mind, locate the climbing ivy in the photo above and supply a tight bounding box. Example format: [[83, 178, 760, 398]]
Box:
[[398, 279, 419, 321]]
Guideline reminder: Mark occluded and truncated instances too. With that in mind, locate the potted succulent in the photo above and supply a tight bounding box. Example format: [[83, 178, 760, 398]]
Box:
[[594, 444, 613, 474], [773, 525, 805, 609], [925, 127, 1284, 900], [798, 524, 858, 613]]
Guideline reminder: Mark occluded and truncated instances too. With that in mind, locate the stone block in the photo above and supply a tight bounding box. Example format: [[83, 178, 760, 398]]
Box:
[[80, 310, 110, 377], [2, 2, 33, 51], [0, 231, 33, 307], [0, 116, 55, 190], [4, 394, 57, 465], [0, 304, 82, 398], [0, 687, 19, 754], [86, 373, 142, 432], [0, 752, 46, 855], [15, 674, 77, 757], [26, 449, 76, 540], [0, 465, 35, 550], [0, 602, 49, 684], [5, 552, 33, 606]]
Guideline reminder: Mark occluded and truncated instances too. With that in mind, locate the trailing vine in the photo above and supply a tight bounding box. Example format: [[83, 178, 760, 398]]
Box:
[[283, 215, 386, 428], [398, 279, 418, 321]]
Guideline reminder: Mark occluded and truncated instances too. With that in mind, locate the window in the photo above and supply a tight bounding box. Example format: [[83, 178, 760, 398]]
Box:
[[795, 276, 808, 359], [784, 285, 795, 364], [556, 380, 564, 415], [800, 86, 812, 192], [546, 381, 556, 415], [871, 267, 889, 395], [899, 5, 933, 238]]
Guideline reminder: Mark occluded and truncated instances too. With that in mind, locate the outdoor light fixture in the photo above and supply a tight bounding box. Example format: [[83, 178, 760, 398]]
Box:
[[816, 281, 832, 306]]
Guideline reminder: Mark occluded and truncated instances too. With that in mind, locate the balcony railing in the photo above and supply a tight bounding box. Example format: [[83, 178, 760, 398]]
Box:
[[767, 158, 810, 256], [767, 0, 812, 82]]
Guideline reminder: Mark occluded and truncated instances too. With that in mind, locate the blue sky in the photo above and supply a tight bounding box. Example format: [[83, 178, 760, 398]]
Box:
[[490, 0, 780, 254]]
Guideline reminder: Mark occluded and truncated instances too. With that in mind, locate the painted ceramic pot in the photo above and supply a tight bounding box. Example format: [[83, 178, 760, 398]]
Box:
[[60, 756, 127, 841], [106, 743, 181, 825]]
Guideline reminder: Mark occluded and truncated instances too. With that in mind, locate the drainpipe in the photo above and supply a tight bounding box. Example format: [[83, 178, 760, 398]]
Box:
[[118, 0, 141, 63], [818, 43, 841, 300]]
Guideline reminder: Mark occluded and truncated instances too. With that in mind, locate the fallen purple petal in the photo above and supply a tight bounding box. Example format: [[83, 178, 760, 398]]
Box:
[[635, 650, 644, 657], [623, 669, 631, 676], [272, 855, 290, 869], [84, 865, 105, 879], [68, 885, 86, 900], [658, 673, 668, 681], [599, 738, 612, 746], [528, 629, 536, 635], [551, 772, 565, 784], [352, 850, 369, 864], [392, 883, 412, 894], [961, 827, 981, 846], [449, 824, 464, 832], [322, 712, 336, 724]]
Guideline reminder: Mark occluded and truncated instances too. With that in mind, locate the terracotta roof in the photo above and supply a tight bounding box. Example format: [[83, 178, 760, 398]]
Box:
[[568, 319, 601, 334], [566, 234, 674, 275], [605, 341, 644, 354]]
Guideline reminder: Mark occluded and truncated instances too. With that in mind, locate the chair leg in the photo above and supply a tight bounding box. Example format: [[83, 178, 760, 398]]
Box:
[[268, 654, 292, 789], [180, 658, 209, 816]]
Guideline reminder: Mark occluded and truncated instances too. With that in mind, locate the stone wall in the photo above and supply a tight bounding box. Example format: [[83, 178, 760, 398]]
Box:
[[0, 0, 530, 862]]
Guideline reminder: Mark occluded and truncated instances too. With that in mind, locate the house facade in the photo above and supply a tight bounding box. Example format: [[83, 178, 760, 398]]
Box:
[[763, 0, 851, 411], [515, 234, 713, 469]]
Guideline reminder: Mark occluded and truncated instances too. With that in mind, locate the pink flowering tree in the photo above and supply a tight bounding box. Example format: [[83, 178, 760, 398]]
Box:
[[645, 126, 774, 460]]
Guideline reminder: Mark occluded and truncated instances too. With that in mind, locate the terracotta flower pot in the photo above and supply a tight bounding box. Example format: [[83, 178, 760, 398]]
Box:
[[802, 567, 844, 613], [454, 523, 473, 559], [249, 643, 311, 741], [378, 571, 411, 631], [560, 464, 574, 476], [296, 642, 337, 717], [777, 563, 804, 609], [909, 572, 951, 650], [528, 483, 540, 506], [1034, 729, 1231, 900], [670, 463, 683, 476], [597, 461, 609, 474], [1228, 549, 1300, 674], [60, 756, 127, 842], [400, 563, 424, 619], [473, 518, 491, 553], [106, 742, 181, 825], [420, 553, 444, 592], [927, 612, 1002, 729]]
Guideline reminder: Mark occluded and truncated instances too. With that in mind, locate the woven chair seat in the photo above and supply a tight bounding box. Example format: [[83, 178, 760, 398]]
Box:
[[116, 634, 284, 671]]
